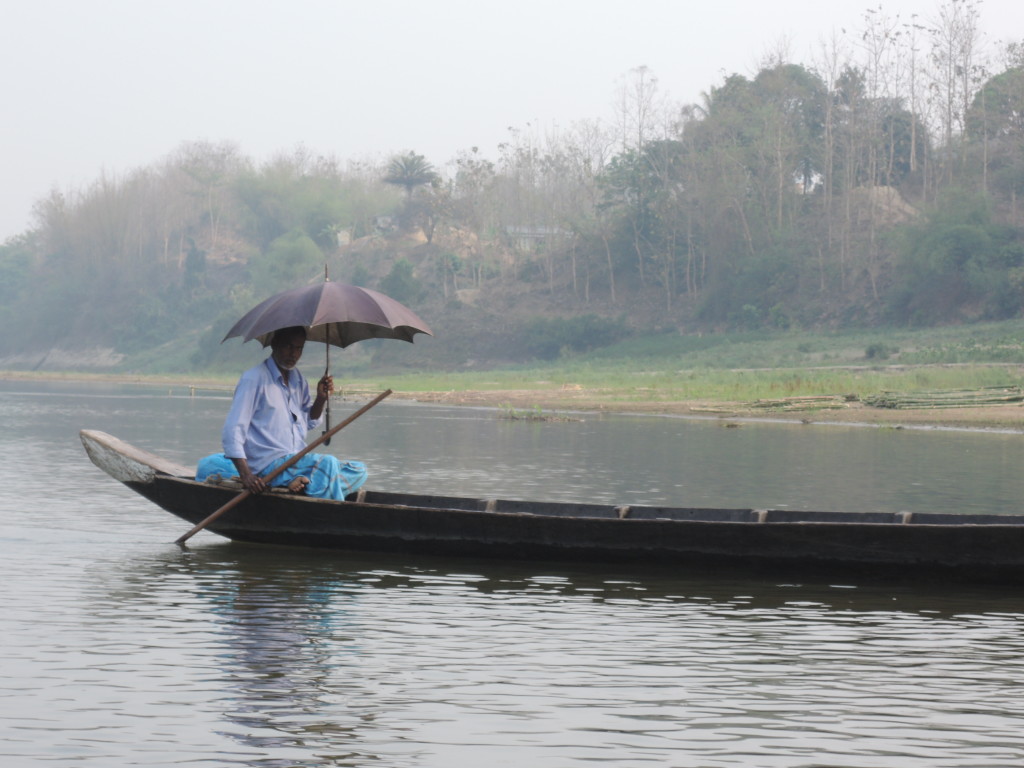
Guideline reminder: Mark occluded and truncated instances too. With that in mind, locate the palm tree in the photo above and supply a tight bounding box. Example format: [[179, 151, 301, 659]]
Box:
[[383, 152, 438, 198]]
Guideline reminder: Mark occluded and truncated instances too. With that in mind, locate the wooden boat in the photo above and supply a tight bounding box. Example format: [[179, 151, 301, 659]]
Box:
[[81, 428, 1024, 582]]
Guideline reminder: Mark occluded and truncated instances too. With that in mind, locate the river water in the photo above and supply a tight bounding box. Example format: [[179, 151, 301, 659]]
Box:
[[3, 379, 1024, 767]]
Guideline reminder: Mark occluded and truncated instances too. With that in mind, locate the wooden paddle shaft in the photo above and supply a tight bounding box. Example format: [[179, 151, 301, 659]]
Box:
[[175, 388, 392, 544]]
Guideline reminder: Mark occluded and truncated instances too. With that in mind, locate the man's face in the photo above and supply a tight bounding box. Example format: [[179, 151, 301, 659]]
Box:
[[271, 333, 305, 371]]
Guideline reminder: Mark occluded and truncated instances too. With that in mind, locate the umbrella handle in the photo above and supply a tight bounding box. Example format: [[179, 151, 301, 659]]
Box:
[[323, 332, 332, 445], [323, 391, 332, 445]]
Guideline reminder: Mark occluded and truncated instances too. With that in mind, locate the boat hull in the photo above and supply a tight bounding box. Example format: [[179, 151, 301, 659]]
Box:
[[82, 429, 1024, 581]]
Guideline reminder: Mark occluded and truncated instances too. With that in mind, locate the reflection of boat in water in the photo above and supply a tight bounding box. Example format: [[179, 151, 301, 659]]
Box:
[[82, 428, 1024, 583]]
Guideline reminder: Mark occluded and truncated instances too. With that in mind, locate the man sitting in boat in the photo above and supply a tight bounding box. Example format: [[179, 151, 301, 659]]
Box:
[[195, 325, 367, 500]]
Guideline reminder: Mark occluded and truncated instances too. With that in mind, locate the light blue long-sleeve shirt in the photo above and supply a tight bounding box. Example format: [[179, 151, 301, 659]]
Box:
[[222, 357, 322, 473]]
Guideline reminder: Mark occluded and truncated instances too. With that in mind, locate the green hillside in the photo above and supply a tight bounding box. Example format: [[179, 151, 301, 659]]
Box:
[[2, 9, 1023, 376]]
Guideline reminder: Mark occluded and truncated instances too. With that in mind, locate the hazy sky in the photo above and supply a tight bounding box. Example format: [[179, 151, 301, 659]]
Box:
[[2, 0, 1020, 242]]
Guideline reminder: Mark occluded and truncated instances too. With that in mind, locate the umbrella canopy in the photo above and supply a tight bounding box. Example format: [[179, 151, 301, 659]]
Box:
[[222, 281, 432, 349]]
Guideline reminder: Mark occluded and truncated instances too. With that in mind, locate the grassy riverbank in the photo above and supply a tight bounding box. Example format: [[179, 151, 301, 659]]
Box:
[[338, 365, 1024, 430], [6, 323, 1024, 430], [8, 363, 1024, 430], [341, 323, 1024, 428]]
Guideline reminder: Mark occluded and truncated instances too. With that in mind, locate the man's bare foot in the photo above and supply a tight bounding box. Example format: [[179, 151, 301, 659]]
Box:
[[287, 476, 310, 493]]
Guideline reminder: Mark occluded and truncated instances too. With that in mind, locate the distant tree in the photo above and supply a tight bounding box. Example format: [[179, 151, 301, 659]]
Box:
[[383, 152, 438, 198], [379, 257, 424, 304], [888, 189, 1023, 323], [600, 138, 689, 301], [966, 63, 1024, 205], [249, 229, 323, 295], [967, 65, 1024, 141], [183, 237, 207, 296], [452, 147, 498, 235], [0, 235, 32, 301], [168, 140, 248, 257], [0, 235, 35, 342], [436, 249, 463, 299], [928, 0, 985, 184], [555, 119, 617, 302], [614, 65, 663, 153]]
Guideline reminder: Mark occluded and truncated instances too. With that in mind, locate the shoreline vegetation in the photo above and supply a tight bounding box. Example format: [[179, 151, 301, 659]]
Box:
[[7, 363, 1024, 433]]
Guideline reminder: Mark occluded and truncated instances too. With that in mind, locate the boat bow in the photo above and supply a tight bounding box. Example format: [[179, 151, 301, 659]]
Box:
[[80, 429, 192, 485]]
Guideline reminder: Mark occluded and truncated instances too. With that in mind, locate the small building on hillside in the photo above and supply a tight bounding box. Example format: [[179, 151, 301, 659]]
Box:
[[505, 225, 573, 253]]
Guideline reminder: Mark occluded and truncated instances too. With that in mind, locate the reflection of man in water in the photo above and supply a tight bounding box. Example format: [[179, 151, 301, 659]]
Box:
[[203, 555, 369, 756], [196, 326, 367, 499]]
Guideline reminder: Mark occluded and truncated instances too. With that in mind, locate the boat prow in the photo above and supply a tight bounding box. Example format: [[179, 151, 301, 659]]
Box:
[[81, 429, 193, 484]]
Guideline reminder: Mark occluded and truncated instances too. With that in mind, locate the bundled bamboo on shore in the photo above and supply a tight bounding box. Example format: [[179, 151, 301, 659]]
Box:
[[862, 386, 1024, 409], [750, 395, 854, 412]]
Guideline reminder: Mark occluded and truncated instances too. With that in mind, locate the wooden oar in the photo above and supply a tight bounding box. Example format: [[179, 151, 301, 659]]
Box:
[[175, 388, 392, 545]]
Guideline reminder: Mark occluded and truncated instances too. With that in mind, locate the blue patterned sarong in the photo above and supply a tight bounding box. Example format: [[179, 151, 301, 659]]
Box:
[[195, 453, 367, 501]]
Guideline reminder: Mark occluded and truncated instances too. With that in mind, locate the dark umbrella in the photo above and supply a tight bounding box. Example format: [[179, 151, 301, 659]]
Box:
[[222, 280, 432, 349], [222, 276, 432, 441]]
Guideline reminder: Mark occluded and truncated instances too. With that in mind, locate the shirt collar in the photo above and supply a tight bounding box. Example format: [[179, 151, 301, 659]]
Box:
[[264, 356, 290, 386]]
